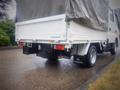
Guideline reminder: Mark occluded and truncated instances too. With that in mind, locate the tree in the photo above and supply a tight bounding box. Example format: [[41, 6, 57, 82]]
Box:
[[0, 19, 15, 46], [0, 0, 11, 19], [0, 28, 10, 46]]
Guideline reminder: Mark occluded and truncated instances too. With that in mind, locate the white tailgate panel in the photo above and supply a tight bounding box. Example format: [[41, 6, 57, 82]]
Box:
[[16, 15, 66, 42]]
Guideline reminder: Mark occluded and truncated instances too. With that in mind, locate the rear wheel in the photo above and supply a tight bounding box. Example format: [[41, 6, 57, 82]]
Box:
[[73, 45, 97, 67], [84, 45, 97, 67]]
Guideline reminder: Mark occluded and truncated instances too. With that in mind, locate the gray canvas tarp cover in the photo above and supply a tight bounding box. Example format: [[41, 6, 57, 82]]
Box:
[[66, 0, 109, 31], [16, 0, 109, 31]]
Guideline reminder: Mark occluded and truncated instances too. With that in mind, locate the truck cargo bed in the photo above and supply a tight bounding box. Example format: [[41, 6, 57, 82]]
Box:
[[16, 14, 108, 44]]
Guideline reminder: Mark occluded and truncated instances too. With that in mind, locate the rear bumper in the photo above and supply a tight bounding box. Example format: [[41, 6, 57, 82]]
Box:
[[23, 43, 71, 58]]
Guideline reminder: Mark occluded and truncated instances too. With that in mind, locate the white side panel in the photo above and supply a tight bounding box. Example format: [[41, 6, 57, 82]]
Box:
[[69, 21, 107, 43], [15, 15, 66, 43]]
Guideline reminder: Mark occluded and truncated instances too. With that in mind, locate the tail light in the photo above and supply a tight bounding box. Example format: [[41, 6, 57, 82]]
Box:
[[54, 45, 65, 51], [19, 41, 24, 48]]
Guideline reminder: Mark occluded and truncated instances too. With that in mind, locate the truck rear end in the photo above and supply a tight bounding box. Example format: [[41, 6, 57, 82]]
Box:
[[15, 14, 72, 59]]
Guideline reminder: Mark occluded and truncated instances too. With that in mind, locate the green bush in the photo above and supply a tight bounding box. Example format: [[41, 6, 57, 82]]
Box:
[[0, 20, 15, 46], [0, 29, 10, 46]]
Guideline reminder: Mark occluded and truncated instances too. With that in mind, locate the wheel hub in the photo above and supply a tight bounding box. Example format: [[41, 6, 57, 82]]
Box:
[[90, 48, 97, 64]]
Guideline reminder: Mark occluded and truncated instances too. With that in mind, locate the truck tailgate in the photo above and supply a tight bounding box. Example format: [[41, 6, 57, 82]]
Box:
[[15, 15, 66, 43]]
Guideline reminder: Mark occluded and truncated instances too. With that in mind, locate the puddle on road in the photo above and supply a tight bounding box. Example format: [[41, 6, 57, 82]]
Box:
[[0, 49, 117, 90]]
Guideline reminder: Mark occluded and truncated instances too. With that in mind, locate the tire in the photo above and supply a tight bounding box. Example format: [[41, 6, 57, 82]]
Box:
[[84, 45, 97, 67], [110, 43, 117, 55]]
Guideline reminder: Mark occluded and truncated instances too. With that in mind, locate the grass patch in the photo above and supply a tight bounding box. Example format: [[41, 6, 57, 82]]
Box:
[[88, 59, 120, 90]]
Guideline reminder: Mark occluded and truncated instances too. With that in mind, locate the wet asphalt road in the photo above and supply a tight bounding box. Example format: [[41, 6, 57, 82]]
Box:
[[0, 49, 120, 90]]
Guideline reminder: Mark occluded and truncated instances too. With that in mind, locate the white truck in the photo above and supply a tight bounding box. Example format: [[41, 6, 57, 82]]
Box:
[[15, 0, 119, 67]]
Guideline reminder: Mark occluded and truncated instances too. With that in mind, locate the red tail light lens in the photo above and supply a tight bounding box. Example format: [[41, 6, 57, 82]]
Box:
[[54, 45, 65, 51], [19, 42, 24, 48]]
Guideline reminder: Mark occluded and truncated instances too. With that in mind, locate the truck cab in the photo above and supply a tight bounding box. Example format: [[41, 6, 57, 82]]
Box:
[[108, 8, 119, 45]]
